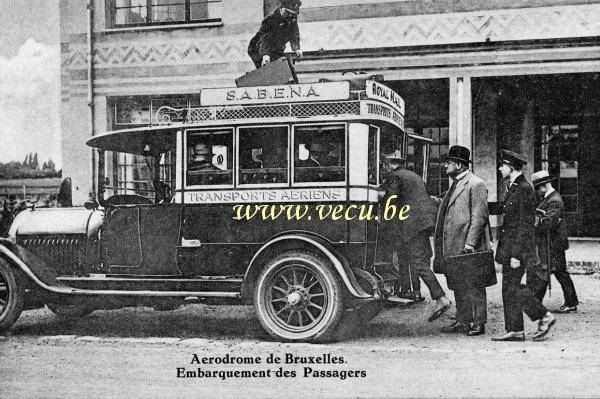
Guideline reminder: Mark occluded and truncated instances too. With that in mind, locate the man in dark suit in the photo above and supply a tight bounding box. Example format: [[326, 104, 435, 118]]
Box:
[[493, 150, 556, 341], [248, 0, 303, 69], [434, 146, 491, 336], [527, 170, 579, 312], [381, 150, 452, 321]]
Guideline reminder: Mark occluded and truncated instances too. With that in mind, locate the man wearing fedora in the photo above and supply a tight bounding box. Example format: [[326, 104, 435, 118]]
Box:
[[528, 170, 579, 313], [434, 146, 491, 336], [381, 150, 452, 320], [493, 150, 556, 341], [248, 0, 303, 69]]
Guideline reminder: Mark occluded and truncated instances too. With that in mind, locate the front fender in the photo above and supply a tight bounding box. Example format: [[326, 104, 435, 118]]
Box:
[[241, 232, 371, 302], [0, 238, 63, 289]]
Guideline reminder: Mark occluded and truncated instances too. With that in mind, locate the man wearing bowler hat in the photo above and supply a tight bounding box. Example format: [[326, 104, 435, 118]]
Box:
[[434, 146, 491, 336], [248, 0, 303, 69], [528, 170, 579, 312], [380, 150, 452, 320], [493, 150, 556, 341]]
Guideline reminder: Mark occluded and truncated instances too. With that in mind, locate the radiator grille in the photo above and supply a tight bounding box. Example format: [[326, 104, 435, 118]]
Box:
[[19, 235, 100, 276]]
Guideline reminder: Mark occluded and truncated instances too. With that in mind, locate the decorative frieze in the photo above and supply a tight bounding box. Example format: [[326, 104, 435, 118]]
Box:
[[62, 4, 600, 71]]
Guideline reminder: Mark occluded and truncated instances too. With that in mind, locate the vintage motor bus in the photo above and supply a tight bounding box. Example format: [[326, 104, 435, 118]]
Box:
[[0, 77, 431, 342]]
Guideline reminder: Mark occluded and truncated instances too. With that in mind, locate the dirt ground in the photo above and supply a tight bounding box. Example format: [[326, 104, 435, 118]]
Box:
[[1, 274, 600, 399]]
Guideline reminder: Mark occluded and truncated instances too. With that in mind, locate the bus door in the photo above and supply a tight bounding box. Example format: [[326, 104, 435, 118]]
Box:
[[406, 133, 432, 183]]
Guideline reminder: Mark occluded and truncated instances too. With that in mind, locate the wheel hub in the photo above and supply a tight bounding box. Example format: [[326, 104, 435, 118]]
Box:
[[287, 286, 309, 308]]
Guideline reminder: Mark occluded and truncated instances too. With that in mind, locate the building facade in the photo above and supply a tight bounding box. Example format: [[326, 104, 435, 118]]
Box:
[[60, 0, 600, 237]]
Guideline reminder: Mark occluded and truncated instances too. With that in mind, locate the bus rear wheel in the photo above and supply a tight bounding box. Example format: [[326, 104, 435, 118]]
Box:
[[254, 251, 345, 342]]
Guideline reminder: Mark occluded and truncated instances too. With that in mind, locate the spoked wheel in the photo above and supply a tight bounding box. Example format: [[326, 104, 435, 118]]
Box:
[[254, 251, 345, 342], [0, 258, 25, 332]]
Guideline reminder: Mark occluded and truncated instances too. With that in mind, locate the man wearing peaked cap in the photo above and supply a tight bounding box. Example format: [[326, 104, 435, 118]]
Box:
[[493, 150, 556, 341], [498, 149, 528, 169], [248, 0, 303, 69], [433, 146, 491, 336], [380, 149, 453, 319], [528, 170, 579, 313]]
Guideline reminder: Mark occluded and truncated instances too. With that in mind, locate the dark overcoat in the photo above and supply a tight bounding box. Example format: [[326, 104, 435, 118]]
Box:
[[495, 174, 538, 266], [535, 190, 569, 272], [381, 168, 437, 242], [432, 171, 490, 283], [248, 9, 300, 61]]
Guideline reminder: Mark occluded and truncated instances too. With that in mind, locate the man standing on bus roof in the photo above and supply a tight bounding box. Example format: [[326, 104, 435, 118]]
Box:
[[381, 150, 452, 321], [248, 0, 303, 69]]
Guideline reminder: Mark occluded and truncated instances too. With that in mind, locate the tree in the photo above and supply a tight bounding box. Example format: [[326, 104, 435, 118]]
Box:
[[44, 159, 56, 172], [32, 153, 39, 170]]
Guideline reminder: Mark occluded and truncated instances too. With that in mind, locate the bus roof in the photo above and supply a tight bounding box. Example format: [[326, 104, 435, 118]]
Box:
[[87, 79, 406, 155]]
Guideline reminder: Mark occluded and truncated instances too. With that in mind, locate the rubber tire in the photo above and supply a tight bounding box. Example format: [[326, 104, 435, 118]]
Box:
[[0, 258, 25, 332], [254, 251, 345, 343], [46, 303, 94, 318]]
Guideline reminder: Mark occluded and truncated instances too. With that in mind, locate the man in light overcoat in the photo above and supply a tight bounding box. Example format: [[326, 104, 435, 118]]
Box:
[[433, 146, 491, 336], [527, 170, 579, 312]]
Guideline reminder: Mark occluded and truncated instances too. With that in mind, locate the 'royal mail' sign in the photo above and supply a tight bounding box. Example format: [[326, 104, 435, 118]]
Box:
[[200, 82, 350, 106], [365, 80, 405, 116]]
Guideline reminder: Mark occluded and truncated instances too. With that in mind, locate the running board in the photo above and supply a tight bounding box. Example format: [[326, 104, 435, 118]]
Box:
[[0, 246, 241, 298], [56, 275, 243, 294]]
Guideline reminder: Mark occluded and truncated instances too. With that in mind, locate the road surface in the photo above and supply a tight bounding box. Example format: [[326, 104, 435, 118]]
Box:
[[2, 274, 600, 398]]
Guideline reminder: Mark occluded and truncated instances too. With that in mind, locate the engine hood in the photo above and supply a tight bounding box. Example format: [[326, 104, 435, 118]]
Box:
[[9, 207, 104, 239]]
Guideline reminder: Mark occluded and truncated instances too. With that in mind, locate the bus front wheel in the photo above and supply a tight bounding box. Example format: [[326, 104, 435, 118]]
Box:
[[0, 258, 25, 332]]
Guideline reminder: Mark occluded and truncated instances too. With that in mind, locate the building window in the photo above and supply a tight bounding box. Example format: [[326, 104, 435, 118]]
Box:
[[109, 0, 223, 28], [111, 95, 197, 199], [537, 124, 579, 213], [421, 126, 449, 195]]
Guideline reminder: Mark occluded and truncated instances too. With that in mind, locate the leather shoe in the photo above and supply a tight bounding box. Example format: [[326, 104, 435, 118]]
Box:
[[441, 321, 469, 333], [556, 305, 577, 313], [533, 312, 556, 341], [398, 291, 424, 302], [491, 331, 525, 341], [428, 297, 452, 322], [467, 324, 485, 336]]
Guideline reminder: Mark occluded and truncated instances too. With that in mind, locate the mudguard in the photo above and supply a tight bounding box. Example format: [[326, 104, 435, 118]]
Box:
[[241, 231, 372, 301], [0, 238, 65, 289]]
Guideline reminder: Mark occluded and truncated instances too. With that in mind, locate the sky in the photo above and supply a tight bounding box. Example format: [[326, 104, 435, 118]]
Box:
[[0, 0, 61, 168]]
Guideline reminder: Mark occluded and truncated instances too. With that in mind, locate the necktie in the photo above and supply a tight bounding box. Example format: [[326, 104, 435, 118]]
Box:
[[439, 179, 458, 216], [435, 179, 458, 260]]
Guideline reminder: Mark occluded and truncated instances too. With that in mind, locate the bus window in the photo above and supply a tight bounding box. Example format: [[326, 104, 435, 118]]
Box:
[[186, 129, 233, 187], [368, 126, 378, 185], [239, 126, 288, 185], [294, 124, 346, 184], [379, 125, 405, 183]]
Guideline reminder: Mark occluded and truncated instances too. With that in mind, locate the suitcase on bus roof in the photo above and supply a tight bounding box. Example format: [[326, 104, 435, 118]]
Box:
[[236, 57, 298, 87]]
